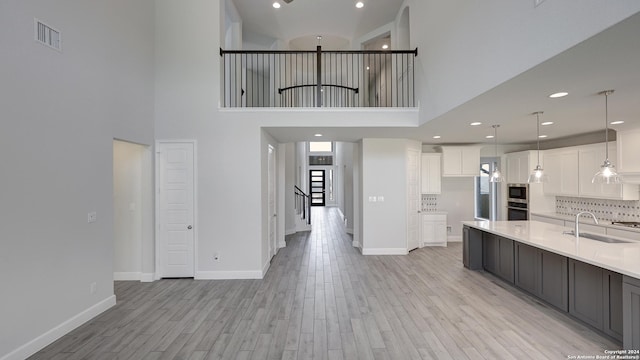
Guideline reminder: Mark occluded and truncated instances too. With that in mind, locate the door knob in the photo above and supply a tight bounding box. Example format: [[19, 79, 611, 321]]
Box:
[[187, 225, 193, 230]]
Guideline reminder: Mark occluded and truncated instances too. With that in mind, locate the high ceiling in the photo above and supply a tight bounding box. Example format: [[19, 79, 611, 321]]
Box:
[[232, 1, 640, 147], [232, 0, 405, 49]]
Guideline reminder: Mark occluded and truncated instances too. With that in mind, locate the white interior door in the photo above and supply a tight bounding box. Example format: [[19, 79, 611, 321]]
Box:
[[158, 142, 195, 278], [407, 147, 421, 251], [268, 145, 277, 259]]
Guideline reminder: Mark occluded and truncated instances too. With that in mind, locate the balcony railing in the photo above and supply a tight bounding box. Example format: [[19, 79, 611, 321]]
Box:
[[221, 46, 417, 108]]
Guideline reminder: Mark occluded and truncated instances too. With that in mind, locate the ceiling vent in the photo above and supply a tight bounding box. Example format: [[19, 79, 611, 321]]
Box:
[[34, 19, 62, 51]]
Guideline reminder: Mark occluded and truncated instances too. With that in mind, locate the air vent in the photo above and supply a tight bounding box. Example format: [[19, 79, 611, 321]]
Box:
[[309, 156, 333, 166], [34, 19, 61, 51]]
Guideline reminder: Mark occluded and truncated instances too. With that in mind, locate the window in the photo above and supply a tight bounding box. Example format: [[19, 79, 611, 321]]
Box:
[[475, 158, 500, 220], [309, 141, 332, 153]]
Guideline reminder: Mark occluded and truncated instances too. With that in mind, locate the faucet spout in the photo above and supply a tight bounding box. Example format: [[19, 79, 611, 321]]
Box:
[[574, 211, 599, 238]]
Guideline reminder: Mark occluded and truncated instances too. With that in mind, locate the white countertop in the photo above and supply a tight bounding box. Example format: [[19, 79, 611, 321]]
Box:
[[462, 220, 640, 279], [531, 212, 640, 233]]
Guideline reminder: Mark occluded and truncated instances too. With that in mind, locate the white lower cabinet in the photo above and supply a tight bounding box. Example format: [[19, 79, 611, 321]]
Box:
[[422, 213, 447, 247]]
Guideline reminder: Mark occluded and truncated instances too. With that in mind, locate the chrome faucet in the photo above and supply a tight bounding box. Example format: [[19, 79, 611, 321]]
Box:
[[567, 211, 599, 238]]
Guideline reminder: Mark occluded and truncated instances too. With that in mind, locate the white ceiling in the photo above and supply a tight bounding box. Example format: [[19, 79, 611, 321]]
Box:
[[233, 1, 640, 146], [232, 0, 404, 49]]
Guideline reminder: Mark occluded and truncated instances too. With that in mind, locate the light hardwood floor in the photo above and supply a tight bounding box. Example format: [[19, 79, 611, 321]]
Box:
[[30, 207, 619, 359]]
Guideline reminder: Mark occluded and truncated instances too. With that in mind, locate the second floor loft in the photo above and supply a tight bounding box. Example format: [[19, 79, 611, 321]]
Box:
[[221, 46, 417, 109]]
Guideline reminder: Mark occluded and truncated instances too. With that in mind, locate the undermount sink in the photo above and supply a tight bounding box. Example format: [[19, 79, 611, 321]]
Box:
[[564, 231, 634, 244]]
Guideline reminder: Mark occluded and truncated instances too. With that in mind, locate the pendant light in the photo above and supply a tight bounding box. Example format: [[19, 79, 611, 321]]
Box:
[[528, 111, 548, 183], [490, 125, 503, 183], [592, 90, 622, 184]]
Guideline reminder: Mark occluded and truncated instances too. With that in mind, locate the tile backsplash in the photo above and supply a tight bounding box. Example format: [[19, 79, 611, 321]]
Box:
[[556, 196, 640, 222], [422, 194, 439, 212]]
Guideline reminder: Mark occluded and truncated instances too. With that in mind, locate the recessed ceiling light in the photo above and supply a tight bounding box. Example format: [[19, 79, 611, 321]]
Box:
[[382, 44, 389, 50], [470, 122, 482, 126], [549, 92, 569, 98], [272, 2, 280, 9], [355, 1, 364, 8], [314, 133, 323, 137], [432, 135, 441, 139], [541, 121, 554, 126], [486, 135, 494, 139], [610, 121, 625, 125], [539, 135, 548, 138]]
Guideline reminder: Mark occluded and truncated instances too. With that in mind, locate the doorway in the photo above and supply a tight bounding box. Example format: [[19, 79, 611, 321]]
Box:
[[310, 169, 326, 206], [475, 157, 500, 220], [156, 141, 196, 278], [113, 140, 151, 281]]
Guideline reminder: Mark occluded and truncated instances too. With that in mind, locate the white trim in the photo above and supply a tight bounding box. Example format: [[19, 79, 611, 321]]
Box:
[[278, 240, 287, 248], [285, 228, 296, 236], [195, 271, 264, 280], [362, 248, 408, 255], [1, 296, 116, 360], [113, 272, 142, 281], [447, 235, 463, 242], [345, 228, 354, 234], [262, 260, 271, 277], [296, 224, 312, 232], [140, 273, 155, 282], [352, 240, 361, 248], [422, 243, 447, 247], [155, 140, 198, 279]]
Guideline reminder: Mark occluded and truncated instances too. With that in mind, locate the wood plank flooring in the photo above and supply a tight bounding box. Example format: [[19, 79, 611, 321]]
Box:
[[30, 207, 619, 359]]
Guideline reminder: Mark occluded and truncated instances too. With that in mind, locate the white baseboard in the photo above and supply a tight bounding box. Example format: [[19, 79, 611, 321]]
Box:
[[448, 235, 463, 242], [1, 295, 116, 360], [345, 227, 354, 235], [296, 224, 312, 232], [285, 228, 296, 236], [352, 240, 361, 248], [113, 272, 141, 281], [140, 273, 155, 282], [362, 248, 408, 256], [422, 243, 447, 247], [278, 240, 287, 248], [195, 270, 264, 280], [262, 260, 271, 278]]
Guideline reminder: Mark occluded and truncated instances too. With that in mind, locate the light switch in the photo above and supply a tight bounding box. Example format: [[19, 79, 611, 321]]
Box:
[[88, 211, 97, 223], [378, 196, 385, 202], [369, 196, 377, 202]]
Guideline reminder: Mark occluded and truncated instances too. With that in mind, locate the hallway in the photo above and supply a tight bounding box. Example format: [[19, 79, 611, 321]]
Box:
[[30, 207, 617, 359]]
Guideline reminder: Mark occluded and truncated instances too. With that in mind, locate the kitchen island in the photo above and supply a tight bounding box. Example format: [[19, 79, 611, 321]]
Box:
[[462, 220, 640, 350]]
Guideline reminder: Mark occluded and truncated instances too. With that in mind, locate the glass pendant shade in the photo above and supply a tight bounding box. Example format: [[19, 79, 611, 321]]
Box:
[[489, 124, 503, 183], [527, 164, 548, 183], [528, 111, 548, 183], [591, 90, 622, 184], [592, 159, 622, 184]]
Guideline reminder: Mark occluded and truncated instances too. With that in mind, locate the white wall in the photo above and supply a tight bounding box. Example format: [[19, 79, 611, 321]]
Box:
[[405, 0, 640, 123], [283, 143, 297, 235], [335, 142, 355, 233], [0, 0, 155, 358], [439, 177, 476, 239], [361, 139, 410, 254]]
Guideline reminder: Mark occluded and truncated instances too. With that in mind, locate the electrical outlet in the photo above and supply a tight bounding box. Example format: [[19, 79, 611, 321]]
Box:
[[213, 252, 220, 261], [87, 211, 97, 223], [447, 226, 452, 233], [89, 282, 97, 294]]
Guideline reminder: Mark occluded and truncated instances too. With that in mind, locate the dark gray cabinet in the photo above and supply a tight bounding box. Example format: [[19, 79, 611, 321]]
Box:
[[568, 259, 623, 342], [463, 226, 483, 270], [623, 276, 640, 349], [483, 232, 498, 274], [514, 243, 568, 311], [483, 232, 513, 283], [569, 259, 604, 329], [539, 250, 568, 312], [514, 242, 537, 295]]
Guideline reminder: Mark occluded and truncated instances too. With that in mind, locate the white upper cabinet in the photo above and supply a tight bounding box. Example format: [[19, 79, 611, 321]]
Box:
[[506, 151, 535, 184], [617, 128, 640, 183], [543, 148, 579, 196], [543, 142, 638, 200], [440, 146, 481, 177], [421, 153, 441, 194]]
